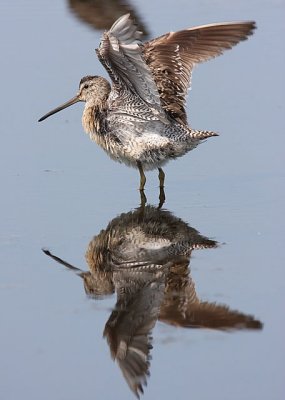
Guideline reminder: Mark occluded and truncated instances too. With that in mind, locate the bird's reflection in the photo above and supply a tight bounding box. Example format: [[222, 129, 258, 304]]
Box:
[[67, 0, 149, 38], [43, 205, 262, 397]]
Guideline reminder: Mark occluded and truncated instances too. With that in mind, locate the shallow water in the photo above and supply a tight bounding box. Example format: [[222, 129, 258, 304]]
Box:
[[0, 1, 284, 399]]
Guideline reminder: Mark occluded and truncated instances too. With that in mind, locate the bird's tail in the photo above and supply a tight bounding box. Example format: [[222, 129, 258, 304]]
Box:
[[190, 130, 219, 140]]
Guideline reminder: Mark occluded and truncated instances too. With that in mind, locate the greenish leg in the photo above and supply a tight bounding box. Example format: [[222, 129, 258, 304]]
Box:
[[137, 161, 146, 191], [158, 167, 165, 188]]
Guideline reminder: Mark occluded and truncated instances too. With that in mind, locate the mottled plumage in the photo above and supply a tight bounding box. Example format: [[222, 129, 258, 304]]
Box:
[[39, 14, 256, 189]]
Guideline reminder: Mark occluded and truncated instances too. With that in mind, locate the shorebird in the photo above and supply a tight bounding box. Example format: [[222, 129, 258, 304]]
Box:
[[39, 14, 255, 190]]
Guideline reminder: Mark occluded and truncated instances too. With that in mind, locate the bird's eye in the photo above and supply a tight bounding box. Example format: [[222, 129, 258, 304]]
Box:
[[84, 84, 89, 89]]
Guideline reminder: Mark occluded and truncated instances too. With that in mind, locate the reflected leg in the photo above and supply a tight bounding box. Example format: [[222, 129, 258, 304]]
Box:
[[158, 168, 166, 208], [139, 190, 147, 213], [158, 186, 166, 209]]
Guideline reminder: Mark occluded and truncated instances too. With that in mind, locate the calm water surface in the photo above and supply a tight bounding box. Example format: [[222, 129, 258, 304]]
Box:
[[0, 1, 284, 399]]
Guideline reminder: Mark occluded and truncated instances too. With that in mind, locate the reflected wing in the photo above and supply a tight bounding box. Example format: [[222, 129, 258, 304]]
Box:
[[143, 21, 256, 124], [160, 260, 262, 331], [96, 14, 167, 122], [104, 320, 153, 398], [104, 269, 165, 397], [160, 299, 263, 330]]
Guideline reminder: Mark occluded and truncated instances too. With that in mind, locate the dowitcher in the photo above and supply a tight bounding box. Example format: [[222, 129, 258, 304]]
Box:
[[39, 14, 255, 190]]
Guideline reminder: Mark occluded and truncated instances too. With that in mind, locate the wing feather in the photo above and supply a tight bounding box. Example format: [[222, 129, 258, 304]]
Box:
[[96, 14, 168, 122], [143, 21, 256, 124]]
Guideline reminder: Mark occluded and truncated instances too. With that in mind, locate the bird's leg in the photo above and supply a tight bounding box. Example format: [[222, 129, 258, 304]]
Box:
[[158, 167, 165, 188], [137, 161, 146, 191]]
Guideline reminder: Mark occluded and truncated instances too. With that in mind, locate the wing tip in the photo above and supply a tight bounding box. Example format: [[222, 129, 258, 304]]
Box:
[[108, 13, 142, 44]]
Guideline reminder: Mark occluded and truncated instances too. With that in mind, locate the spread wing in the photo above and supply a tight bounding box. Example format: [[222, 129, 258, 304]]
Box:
[[143, 21, 256, 124], [160, 299, 263, 330], [104, 269, 165, 397], [96, 14, 168, 123]]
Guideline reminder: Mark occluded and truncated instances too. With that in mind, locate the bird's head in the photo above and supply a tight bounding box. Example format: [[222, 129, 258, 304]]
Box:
[[38, 75, 111, 122]]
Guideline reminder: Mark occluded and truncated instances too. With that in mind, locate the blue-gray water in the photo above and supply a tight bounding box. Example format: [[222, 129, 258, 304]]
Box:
[[0, 1, 284, 399]]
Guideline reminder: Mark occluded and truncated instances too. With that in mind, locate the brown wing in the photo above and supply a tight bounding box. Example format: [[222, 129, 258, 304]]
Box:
[[160, 300, 263, 330], [143, 21, 256, 124]]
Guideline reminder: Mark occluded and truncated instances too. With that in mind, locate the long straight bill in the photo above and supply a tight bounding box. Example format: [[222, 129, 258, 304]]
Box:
[[38, 95, 81, 122]]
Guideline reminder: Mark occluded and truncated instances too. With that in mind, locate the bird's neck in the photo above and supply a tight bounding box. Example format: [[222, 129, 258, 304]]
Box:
[[82, 101, 107, 136]]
